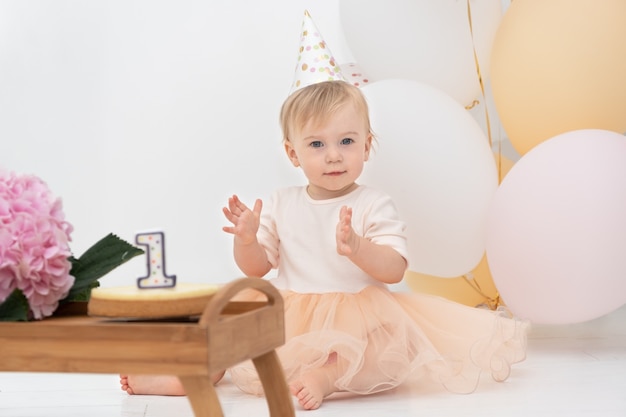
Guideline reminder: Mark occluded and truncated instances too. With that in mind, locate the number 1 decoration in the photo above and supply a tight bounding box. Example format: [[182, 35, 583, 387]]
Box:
[[136, 231, 177, 289]]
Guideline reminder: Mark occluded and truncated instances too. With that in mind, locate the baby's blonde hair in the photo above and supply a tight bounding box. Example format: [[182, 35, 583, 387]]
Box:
[[279, 81, 372, 143]]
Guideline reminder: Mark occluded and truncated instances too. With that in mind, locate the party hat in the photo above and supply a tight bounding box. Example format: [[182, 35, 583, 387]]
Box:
[[340, 62, 370, 88], [290, 10, 345, 94]]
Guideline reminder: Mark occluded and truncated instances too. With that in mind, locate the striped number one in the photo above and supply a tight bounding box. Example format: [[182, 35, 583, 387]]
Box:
[[136, 231, 177, 288]]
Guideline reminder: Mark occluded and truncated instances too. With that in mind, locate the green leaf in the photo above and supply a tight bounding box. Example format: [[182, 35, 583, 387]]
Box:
[[0, 289, 30, 321], [66, 281, 100, 302], [62, 233, 144, 303]]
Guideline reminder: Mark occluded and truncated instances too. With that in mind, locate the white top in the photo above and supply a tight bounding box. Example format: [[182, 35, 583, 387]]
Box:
[[258, 185, 408, 294]]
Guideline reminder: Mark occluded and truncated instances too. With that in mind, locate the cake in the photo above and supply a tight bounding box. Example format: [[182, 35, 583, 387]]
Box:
[[88, 283, 220, 318]]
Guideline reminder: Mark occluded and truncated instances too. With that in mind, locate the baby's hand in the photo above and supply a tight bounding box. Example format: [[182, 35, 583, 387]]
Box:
[[222, 195, 262, 245], [336, 205, 360, 256]]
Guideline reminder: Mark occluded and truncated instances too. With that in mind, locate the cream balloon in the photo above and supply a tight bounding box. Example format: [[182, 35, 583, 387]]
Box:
[[361, 79, 497, 278], [404, 254, 500, 308], [340, 0, 503, 107], [486, 129, 626, 324], [490, 0, 626, 155]]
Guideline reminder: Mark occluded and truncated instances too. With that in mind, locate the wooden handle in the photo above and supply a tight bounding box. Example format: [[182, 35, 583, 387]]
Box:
[[198, 277, 282, 327]]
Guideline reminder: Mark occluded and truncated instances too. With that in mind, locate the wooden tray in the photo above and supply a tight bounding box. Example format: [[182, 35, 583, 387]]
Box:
[[0, 278, 294, 417]]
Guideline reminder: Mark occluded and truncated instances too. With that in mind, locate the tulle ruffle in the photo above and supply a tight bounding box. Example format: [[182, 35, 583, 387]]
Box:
[[229, 284, 529, 396]]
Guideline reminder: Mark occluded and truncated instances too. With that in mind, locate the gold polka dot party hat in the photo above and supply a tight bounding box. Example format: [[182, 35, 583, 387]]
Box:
[[289, 10, 346, 94]]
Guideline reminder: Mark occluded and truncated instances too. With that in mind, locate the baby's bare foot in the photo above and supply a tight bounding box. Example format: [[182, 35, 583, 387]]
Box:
[[119, 375, 185, 396], [289, 366, 338, 410], [119, 375, 133, 395], [290, 380, 323, 410], [119, 372, 224, 396]]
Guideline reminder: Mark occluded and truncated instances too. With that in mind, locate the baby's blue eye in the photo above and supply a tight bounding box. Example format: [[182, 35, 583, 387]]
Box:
[[310, 141, 323, 148], [340, 138, 354, 145]]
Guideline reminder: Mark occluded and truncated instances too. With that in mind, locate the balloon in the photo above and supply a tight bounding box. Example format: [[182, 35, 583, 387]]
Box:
[[486, 129, 626, 324], [340, 0, 502, 107], [361, 79, 497, 278], [405, 151, 513, 306], [404, 254, 499, 308], [490, 0, 626, 155]]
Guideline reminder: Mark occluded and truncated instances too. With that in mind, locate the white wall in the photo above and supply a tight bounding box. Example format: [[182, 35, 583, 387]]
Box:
[[0, 1, 360, 287], [0, 1, 507, 288]]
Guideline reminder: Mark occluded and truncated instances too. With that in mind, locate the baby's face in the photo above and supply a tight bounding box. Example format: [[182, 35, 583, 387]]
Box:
[[284, 103, 371, 200]]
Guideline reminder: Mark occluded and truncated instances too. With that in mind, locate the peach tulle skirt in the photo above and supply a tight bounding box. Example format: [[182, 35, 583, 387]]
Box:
[[229, 285, 529, 396]]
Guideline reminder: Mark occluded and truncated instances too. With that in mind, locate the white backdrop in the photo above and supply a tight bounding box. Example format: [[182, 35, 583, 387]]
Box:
[[0, 1, 510, 288]]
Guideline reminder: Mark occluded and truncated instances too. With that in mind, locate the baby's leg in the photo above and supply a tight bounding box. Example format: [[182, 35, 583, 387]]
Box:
[[289, 353, 340, 410], [120, 375, 185, 396], [120, 371, 225, 396]]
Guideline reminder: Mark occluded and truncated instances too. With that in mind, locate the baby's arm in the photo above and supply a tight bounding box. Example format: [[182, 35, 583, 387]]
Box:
[[222, 195, 271, 278], [336, 205, 407, 284]]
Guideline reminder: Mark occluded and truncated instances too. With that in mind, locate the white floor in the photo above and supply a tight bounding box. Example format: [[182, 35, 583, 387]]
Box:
[[2, 304, 626, 417]]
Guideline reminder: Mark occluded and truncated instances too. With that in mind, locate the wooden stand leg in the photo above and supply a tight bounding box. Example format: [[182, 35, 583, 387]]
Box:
[[179, 376, 224, 417], [252, 350, 295, 417]]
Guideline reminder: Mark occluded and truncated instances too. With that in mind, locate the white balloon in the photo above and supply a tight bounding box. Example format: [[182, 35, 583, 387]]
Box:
[[361, 79, 497, 278], [339, 0, 502, 107]]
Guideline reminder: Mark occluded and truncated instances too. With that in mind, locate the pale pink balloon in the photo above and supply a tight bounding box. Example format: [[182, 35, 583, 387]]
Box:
[[486, 129, 626, 324]]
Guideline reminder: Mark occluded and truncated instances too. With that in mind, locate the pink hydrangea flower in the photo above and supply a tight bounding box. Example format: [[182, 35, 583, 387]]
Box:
[[0, 171, 74, 319]]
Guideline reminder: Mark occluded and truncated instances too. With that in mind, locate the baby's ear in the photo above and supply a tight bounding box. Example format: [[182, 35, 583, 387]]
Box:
[[364, 134, 373, 161], [284, 140, 300, 167]]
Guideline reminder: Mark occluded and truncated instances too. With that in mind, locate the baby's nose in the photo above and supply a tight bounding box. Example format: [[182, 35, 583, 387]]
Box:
[[325, 145, 342, 162]]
